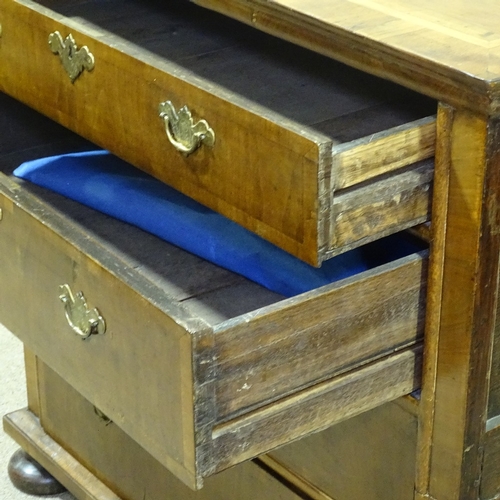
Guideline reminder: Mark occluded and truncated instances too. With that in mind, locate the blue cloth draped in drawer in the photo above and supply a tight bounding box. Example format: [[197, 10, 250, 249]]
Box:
[[14, 150, 423, 297]]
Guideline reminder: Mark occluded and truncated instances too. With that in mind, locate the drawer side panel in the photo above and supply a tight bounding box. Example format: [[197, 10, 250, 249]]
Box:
[[206, 345, 422, 476], [213, 253, 427, 420]]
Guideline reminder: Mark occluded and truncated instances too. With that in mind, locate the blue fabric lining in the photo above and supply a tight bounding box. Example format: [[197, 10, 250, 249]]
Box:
[[14, 150, 422, 297]]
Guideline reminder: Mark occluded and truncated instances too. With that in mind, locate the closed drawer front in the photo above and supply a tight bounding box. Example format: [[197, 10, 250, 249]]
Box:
[[12, 360, 316, 500], [0, 0, 435, 265]]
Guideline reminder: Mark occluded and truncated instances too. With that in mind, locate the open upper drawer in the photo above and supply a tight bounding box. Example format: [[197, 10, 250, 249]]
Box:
[[0, 93, 427, 489], [0, 0, 435, 265]]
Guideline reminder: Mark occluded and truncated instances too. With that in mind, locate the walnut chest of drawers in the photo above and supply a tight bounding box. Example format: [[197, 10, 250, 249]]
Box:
[[0, 0, 463, 498]]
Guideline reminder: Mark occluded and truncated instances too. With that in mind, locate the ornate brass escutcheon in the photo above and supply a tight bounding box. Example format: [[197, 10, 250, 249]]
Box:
[[158, 100, 215, 155], [48, 31, 94, 82], [59, 284, 105, 339]]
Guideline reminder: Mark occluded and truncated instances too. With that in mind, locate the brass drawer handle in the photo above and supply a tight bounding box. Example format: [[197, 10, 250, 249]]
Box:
[[59, 284, 106, 339], [159, 100, 215, 155], [48, 31, 95, 82]]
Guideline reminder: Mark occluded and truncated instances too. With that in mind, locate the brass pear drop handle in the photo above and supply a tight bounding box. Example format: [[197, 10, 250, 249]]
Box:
[[48, 31, 95, 82], [59, 284, 106, 339], [159, 100, 215, 155]]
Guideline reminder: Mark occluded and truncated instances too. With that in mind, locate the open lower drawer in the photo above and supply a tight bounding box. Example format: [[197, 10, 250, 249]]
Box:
[[0, 0, 435, 265], [0, 93, 426, 489]]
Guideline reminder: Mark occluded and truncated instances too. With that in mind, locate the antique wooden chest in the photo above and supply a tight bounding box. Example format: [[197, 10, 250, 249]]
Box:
[[5, 0, 500, 499]]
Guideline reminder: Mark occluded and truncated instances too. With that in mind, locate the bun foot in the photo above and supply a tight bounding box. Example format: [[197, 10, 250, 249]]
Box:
[[8, 448, 67, 496]]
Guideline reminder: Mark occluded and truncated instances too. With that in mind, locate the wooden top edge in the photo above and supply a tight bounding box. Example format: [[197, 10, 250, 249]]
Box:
[[192, 0, 500, 116]]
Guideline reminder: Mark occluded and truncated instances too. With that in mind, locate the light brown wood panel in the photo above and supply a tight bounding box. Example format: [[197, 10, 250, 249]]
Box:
[[192, 0, 500, 113], [266, 399, 418, 500], [416, 107, 500, 500]]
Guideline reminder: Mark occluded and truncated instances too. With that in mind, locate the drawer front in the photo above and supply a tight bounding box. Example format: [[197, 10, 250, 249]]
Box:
[[0, 179, 203, 487], [25, 360, 312, 500], [0, 0, 435, 265]]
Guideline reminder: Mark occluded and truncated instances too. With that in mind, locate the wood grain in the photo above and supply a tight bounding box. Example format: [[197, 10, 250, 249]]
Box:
[[192, 0, 500, 114], [332, 116, 435, 189], [0, 0, 435, 264], [212, 253, 426, 419], [415, 104, 452, 498], [207, 346, 422, 476], [417, 107, 500, 500], [329, 160, 432, 253]]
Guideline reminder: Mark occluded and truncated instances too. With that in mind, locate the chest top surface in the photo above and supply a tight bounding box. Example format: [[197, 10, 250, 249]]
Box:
[[193, 0, 500, 113]]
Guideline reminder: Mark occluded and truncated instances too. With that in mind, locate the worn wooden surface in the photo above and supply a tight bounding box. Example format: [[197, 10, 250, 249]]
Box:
[[416, 107, 500, 500], [0, 0, 435, 264], [33, 361, 314, 500], [192, 0, 500, 114], [213, 253, 426, 420], [333, 116, 435, 189], [329, 160, 432, 255], [207, 346, 422, 475], [266, 399, 418, 500]]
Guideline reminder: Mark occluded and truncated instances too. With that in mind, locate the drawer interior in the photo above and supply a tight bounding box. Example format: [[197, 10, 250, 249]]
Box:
[[28, 0, 436, 139], [0, 92, 427, 487]]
